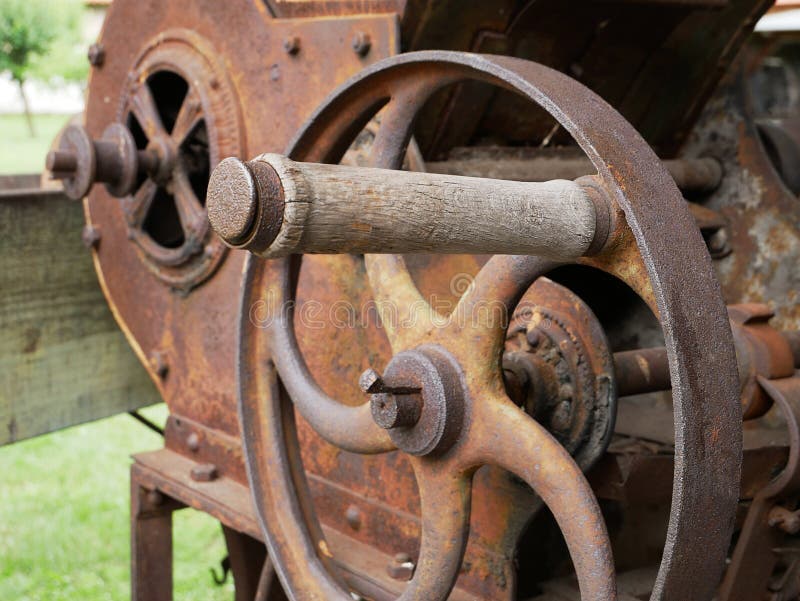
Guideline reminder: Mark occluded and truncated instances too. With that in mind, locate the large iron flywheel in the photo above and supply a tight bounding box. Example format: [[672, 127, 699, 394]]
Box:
[[228, 52, 741, 601]]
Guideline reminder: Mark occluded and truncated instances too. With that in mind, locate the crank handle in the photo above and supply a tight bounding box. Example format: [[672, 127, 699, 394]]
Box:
[[206, 154, 614, 259]]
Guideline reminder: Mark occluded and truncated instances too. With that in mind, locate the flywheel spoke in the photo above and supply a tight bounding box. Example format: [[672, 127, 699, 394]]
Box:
[[250, 256, 395, 455], [126, 178, 157, 228], [460, 393, 617, 601], [171, 167, 205, 240], [130, 82, 167, 141], [394, 461, 472, 601], [170, 87, 203, 146]]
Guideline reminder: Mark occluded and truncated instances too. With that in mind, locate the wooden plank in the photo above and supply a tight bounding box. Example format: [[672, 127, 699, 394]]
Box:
[[0, 185, 159, 446]]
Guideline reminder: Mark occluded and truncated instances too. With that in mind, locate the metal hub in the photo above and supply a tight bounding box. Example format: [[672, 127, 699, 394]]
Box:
[[364, 346, 465, 456], [503, 277, 616, 469]]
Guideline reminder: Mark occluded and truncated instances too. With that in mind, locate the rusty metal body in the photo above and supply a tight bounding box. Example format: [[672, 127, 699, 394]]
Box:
[[43, 0, 800, 599]]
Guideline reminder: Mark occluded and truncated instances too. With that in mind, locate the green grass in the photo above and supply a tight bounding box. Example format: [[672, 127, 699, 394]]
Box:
[[0, 405, 236, 600], [0, 114, 71, 175]]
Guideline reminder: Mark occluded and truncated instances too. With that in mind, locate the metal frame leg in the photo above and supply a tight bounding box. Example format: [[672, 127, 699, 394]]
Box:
[[131, 468, 182, 601]]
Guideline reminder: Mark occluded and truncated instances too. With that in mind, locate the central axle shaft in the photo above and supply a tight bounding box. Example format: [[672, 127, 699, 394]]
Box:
[[207, 154, 612, 258]]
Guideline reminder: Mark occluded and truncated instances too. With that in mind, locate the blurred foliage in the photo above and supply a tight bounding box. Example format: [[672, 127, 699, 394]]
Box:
[[0, 0, 87, 85]]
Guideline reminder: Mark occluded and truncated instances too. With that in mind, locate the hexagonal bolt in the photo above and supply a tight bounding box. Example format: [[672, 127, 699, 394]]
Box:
[[359, 368, 386, 394], [549, 399, 572, 432], [351, 31, 371, 56], [146, 489, 164, 507], [87, 43, 105, 67], [190, 463, 219, 483], [186, 432, 200, 452], [387, 552, 415, 581], [526, 327, 542, 348], [283, 35, 300, 55], [81, 224, 101, 249], [345, 505, 361, 531], [149, 350, 169, 379]]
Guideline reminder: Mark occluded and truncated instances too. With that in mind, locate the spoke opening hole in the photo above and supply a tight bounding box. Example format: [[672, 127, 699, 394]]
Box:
[[143, 186, 185, 249], [146, 70, 189, 135], [180, 119, 210, 207]]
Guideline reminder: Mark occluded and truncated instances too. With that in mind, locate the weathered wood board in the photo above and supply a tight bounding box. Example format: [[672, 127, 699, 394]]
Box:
[[0, 176, 159, 446]]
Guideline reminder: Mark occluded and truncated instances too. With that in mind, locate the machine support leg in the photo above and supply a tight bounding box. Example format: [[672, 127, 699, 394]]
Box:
[[131, 471, 181, 601], [222, 525, 268, 601]]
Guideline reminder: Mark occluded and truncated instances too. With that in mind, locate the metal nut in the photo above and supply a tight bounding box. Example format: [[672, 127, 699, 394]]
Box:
[[186, 432, 200, 452], [387, 552, 415, 581], [526, 328, 541, 348], [359, 368, 385, 393], [149, 350, 169, 379], [190, 463, 219, 482], [82, 224, 101, 249], [87, 43, 105, 67], [146, 489, 164, 507], [550, 399, 572, 432], [351, 31, 371, 56], [283, 35, 300, 55], [345, 505, 361, 531]]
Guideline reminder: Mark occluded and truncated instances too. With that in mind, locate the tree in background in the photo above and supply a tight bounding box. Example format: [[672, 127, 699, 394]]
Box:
[[0, 0, 85, 137]]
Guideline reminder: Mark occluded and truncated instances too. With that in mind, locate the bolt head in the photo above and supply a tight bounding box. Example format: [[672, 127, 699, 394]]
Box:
[[550, 400, 572, 432], [359, 368, 384, 393], [190, 463, 218, 482], [345, 505, 361, 530], [87, 43, 105, 67], [149, 350, 169, 379], [186, 432, 200, 452], [352, 31, 371, 56], [146, 489, 164, 507], [283, 35, 300, 55], [82, 224, 101, 249], [526, 328, 541, 348], [387, 552, 415, 581]]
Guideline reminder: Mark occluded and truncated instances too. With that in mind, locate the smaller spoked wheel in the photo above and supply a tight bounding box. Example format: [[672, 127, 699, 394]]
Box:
[[116, 30, 239, 289], [238, 52, 740, 601]]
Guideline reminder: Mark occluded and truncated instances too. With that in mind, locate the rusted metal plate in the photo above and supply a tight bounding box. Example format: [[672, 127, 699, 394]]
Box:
[[684, 45, 800, 331], [266, 0, 404, 18], [84, 0, 399, 445]]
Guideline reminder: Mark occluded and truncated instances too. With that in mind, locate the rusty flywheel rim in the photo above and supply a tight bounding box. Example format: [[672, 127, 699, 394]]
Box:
[[238, 51, 741, 601]]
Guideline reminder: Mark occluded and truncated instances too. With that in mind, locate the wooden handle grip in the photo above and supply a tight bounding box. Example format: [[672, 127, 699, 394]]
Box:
[[207, 154, 608, 259]]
